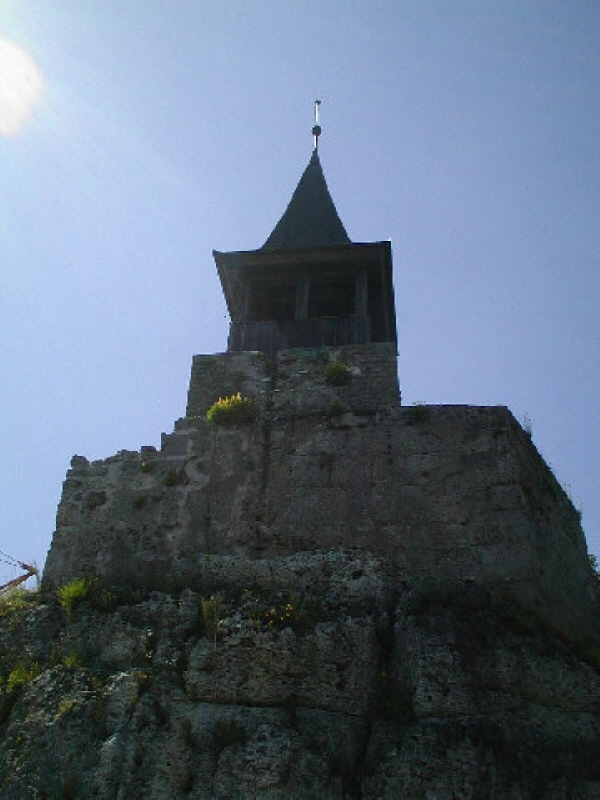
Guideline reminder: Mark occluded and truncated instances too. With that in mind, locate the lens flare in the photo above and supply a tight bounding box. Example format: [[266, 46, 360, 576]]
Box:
[[0, 37, 43, 137]]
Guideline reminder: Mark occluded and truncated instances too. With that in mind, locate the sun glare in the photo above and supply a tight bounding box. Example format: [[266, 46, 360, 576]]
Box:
[[0, 37, 43, 137]]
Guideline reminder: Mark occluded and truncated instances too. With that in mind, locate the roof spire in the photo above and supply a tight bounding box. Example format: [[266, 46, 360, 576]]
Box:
[[312, 99, 321, 150]]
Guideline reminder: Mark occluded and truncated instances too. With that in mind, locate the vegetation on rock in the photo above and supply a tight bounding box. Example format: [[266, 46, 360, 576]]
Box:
[[6, 661, 41, 692], [206, 393, 258, 425], [0, 587, 32, 619], [0, 572, 598, 797], [57, 577, 92, 619], [324, 361, 352, 386]]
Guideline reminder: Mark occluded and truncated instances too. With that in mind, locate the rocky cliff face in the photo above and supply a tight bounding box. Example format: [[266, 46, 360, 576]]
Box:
[[0, 565, 599, 798], [2, 344, 598, 797]]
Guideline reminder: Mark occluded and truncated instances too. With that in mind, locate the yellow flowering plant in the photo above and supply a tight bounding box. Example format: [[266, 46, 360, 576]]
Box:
[[206, 393, 258, 425]]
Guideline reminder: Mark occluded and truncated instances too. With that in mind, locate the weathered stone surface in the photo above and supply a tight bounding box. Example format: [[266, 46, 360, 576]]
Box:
[[0, 581, 598, 798], [185, 618, 378, 714], [9, 344, 596, 797], [44, 346, 596, 637]]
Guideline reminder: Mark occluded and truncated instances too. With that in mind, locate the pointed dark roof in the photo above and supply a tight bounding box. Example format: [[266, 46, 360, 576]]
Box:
[[262, 149, 351, 250]]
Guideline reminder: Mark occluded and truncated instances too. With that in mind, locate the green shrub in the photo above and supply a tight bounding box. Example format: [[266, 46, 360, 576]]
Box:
[[0, 587, 29, 618], [325, 361, 351, 386], [206, 393, 258, 425], [57, 577, 92, 618], [6, 662, 41, 692]]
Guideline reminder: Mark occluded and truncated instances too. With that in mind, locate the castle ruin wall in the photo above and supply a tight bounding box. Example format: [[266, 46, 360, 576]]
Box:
[[43, 344, 597, 636]]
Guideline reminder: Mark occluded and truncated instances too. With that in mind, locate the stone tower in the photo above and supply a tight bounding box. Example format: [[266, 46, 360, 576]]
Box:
[[28, 119, 600, 798], [44, 127, 595, 636]]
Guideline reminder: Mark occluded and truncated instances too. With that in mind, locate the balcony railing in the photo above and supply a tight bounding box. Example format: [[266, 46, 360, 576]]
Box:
[[228, 315, 370, 357]]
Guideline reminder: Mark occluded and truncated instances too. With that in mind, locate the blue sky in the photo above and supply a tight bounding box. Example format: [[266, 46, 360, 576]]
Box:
[[1, 1, 598, 583]]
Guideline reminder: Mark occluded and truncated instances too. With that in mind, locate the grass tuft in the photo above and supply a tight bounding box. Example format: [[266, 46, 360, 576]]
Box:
[[57, 577, 92, 618]]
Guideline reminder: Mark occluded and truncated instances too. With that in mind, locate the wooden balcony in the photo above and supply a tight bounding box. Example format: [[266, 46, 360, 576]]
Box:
[[228, 315, 370, 357]]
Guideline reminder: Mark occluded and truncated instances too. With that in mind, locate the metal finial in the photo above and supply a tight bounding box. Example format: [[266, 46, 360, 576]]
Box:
[[312, 99, 322, 149]]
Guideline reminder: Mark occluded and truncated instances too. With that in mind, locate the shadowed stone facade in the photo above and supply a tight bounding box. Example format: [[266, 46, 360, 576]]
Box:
[[43, 343, 596, 639]]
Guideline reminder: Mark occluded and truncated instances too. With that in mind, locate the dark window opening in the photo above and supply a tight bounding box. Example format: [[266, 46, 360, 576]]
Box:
[[247, 283, 296, 322], [308, 276, 355, 318]]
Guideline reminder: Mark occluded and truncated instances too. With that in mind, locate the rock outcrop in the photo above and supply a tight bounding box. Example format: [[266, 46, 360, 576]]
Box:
[[1, 567, 598, 798]]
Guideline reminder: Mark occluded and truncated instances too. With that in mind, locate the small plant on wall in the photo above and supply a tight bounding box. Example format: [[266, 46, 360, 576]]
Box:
[[324, 361, 351, 386], [56, 577, 92, 620], [6, 661, 41, 693], [206, 393, 258, 425]]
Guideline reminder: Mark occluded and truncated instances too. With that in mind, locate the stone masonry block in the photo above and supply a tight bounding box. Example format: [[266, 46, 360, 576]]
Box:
[[186, 351, 271, 418]]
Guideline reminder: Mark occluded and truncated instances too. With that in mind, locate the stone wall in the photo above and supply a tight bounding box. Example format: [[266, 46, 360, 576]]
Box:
[[3, 571, 599, 798], [185, 342, 400, 419], [43, 344, 597, 636]]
